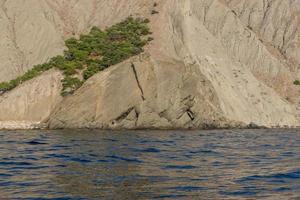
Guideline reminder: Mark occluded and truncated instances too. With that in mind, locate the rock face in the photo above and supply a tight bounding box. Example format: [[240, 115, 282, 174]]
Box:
[[48, 52, 298, 129], [224, 0, 300, 106], [0, 0, 154, 82], [225, 0, 300, 69], [48, 54, 228, 129], [1, 0, 300, 129], [0, 69, 63, 123]]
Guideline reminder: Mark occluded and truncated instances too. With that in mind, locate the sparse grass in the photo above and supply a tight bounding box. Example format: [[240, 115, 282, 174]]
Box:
[[0, 17, 152, 96]]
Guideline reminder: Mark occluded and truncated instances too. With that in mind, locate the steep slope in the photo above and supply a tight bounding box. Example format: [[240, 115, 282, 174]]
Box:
[[1, 0, 300, 129], [0, 69, 63, 129], [48, 0, 299, 128], [0, 0, 153, 82], [224, 0, 300, 104], [225, 0, 300, 69], [48, 54, 229, 129]]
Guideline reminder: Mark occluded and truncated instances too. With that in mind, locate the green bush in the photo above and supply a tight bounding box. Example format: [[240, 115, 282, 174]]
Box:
[[294, 80, 300, 85], [0, 82, 11, 92], [61, 76, 83, 96], [83, 63, 102, 80], [0, 17, 152, 94]]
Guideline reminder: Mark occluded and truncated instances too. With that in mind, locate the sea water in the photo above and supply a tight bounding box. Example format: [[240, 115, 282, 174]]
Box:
[[0, 129, 299, 199]]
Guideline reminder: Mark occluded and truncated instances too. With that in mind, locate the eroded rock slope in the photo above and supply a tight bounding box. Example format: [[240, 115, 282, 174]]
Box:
[[1, 0, 300, 129], [0, 69, 63, 122]]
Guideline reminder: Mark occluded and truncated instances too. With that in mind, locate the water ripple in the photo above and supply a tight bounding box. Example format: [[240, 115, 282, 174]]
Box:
[[0, 129, 299, 199]]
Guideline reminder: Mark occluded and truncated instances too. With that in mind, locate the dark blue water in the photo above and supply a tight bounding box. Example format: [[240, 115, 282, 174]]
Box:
[[0, 129, 299, 199]]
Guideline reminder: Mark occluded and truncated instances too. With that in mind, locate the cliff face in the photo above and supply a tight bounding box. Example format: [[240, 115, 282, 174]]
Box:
[[225, 0, 300, 69], [0, 69, 63, 129], [48, 54, 229, 129], [0, 0, 153, 82], [1, 0, 300, 129], [224, 0, 300, 106]]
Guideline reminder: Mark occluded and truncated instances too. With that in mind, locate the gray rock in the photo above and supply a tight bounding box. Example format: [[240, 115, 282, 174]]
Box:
[[1, 0, 300, 129]]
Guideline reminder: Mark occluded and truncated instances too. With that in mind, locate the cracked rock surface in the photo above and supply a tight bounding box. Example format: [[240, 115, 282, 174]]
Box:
[[1, 0, 300, 129], [48, 54, 226, 129]]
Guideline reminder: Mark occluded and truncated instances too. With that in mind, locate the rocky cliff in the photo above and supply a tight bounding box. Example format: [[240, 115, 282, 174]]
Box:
[[0, 69, 63, 129], [1, 0, 300, 129]]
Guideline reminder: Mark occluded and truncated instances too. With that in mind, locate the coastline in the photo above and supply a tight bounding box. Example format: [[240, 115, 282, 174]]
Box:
[[0, 121, 299, 130], [0, 121, 47, 130]]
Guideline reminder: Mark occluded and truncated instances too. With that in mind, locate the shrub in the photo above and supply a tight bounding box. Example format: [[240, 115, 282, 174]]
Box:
[[65, 38, 78, 49], [0, 17, 152, 95], [294, 80, 300, 85], [61, 76, 83, 95], [83, 64, 101, 80], [0, 82, 12, 92]]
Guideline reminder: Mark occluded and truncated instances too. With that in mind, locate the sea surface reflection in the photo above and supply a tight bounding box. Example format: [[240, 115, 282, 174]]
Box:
[[0, 129, 299, 199]]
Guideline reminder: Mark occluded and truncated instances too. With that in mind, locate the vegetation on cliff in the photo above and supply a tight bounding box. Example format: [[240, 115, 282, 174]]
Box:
[[294, 80, 300, 85], [0, 17, 151, 95]]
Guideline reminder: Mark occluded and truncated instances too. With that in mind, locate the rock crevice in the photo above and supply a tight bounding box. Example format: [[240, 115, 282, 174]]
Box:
[[131, 63, 145, 101], [1, 0, 300, 129]]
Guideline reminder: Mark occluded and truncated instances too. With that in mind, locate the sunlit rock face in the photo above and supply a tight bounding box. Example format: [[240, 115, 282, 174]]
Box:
[[0, 0, 153, 82], [1, 0, 300, 129], [0, 69, 63, 122]]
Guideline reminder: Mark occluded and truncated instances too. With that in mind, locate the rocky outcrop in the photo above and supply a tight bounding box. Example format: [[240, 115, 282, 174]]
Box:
[[1, 0, 300, 129], [48, 48, 299, 128], [48, 54, 230, 129]]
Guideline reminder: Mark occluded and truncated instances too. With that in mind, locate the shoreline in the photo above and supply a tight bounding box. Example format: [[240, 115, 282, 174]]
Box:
[[0, 121, 47, 130], [0, 121, 299, 131]]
